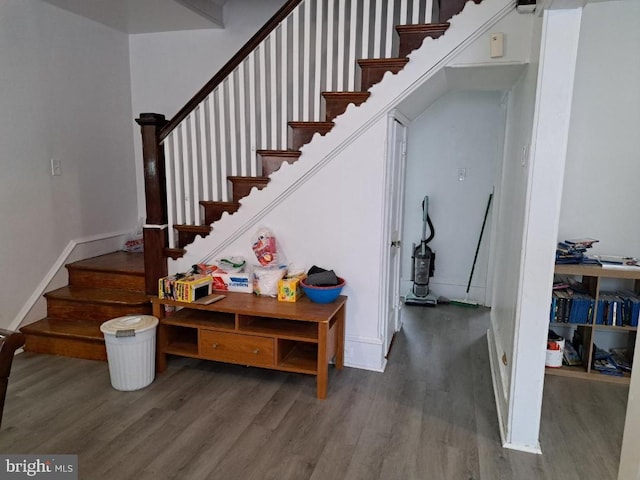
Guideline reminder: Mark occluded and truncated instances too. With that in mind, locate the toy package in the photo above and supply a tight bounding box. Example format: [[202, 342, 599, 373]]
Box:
[[252, 228, 280, 266]]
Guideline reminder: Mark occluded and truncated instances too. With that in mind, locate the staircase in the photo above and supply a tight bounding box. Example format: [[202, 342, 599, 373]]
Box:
[[143, 1, 462, 265], [20, 252, 151, 361], [18, 0, 508, 360]]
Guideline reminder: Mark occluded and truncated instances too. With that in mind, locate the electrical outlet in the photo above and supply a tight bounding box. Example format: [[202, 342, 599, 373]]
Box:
[[51, 158, 62, 176], [458, 168, 467, 181]]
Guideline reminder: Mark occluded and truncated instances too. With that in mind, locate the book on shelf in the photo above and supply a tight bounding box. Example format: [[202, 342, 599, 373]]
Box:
[[592, 345, 624, 376], [565, 238, 600, 248], [563, 340, 582, 366], [617, 290, 640, 327], [597, 255, 638, 266], [550, 289, 594, 324], [596, 292, 624, 326]]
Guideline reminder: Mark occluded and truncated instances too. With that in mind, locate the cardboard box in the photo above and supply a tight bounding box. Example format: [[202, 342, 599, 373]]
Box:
[[159, 274, 212, 302], [277, 275, 305, 302], [211, 272, 253, 294]]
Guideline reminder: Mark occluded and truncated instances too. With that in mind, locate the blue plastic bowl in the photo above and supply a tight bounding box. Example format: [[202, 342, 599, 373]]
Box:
[[300, 277, 345, 304]]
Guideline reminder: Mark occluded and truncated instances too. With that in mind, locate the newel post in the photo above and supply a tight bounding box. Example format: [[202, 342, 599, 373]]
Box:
[[136, 113, 169, 296]]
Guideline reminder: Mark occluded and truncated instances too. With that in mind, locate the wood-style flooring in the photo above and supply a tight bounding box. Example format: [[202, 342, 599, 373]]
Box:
[[1, 305, 628, 479]]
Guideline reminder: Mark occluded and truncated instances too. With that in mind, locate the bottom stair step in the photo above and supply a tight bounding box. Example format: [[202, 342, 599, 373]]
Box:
[[21, 318, 107, 361], [45, 286, 152, 321]]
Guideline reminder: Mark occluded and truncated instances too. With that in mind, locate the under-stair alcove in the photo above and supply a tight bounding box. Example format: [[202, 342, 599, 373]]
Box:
[[394, 63, 526, 309]]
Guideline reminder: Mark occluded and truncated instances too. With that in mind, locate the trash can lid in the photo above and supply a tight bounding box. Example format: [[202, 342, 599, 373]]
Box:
[[100, 315, 158, 335]]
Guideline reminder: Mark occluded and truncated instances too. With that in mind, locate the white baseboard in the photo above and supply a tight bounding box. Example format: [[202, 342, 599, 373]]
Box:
[[9, 230, 130, 332], [487, 327, 509, 447], [344, 336, 385, 372]]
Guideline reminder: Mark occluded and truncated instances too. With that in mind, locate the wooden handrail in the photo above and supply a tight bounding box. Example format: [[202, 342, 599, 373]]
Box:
[[159, 0, 303, 141]]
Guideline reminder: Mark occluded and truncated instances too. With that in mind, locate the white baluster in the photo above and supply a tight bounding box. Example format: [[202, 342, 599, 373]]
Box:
[[199, 100, 210, 203], [258, 43, 268, 149], [229, 73, 238, 178], [302, 1, 311, 121], [281, 19, 288, 150], [385, 0, 396, 58], [373, 0, 383, 59], [362, 0, 371, 61], [426, 0, 433, 24], [292, 7, 300, 121], [238, 61, 248, 177], [217, 86, 228, 202], [313, 0, 323, 120], [347, 0, 358, 91], [326, 0, 334, 91], [269, 32, 278, 148], [336, 0, 346, 90], [207, 94, 220, 201], [248, 51, 258, 177], [189, 112, 200, 223], [173, 126, 184, 226], [165, 135, 176, 249], [401, 0, 408, 25], [180, 120, 192, 225], [413, 0, 420, 23]]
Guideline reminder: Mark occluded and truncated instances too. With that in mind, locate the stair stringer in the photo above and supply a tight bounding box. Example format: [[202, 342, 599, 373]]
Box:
[[172, 0, 516, 371]]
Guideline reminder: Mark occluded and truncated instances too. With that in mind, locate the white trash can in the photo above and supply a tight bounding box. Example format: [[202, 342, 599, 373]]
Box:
[[100, 315, 159, 391]]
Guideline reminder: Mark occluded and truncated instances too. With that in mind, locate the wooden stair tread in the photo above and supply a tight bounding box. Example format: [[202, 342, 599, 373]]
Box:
[[357, 58, 410, 68], [227, 176, 270, 184], [395, 23, 450, 34], [200, 200, 241, 208], [200, 201, 241, 224], [288, 122, 335, 150], [21, 317, 104, 342], [257, 150, 302, 176], [228, 176, 270, 203], [321, 92, 371, 121], [358, 58, 410, 91], [396, 22, 450, 57], [66, 251, 144, 276], [256, 150, 302, 158], [165, 248, 186, 260], [173, 224, 212, 233], [44, 286, 151, 306], [174, 224, 212, 248], [288, 121, 335, 128]]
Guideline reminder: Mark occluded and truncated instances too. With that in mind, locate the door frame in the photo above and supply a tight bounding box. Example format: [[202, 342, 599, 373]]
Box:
[[380, 110, 410, 360]]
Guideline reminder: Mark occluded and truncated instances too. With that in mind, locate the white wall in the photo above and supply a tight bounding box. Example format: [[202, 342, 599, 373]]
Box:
[[402, 90, 504, 304], [0, 1, 137, 329], [176, 117, 391, 371], [558, 0, 640, 259], [487, 10, 543, 449], [129, 0, 286, 217]]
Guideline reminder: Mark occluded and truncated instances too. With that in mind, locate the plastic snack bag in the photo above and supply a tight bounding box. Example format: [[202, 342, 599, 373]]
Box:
[[253, 265, 287, 297], [252, 228, 279, 266]]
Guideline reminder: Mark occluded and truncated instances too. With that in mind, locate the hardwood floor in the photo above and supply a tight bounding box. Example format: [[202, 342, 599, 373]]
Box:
[[1, 305, 627, 479]]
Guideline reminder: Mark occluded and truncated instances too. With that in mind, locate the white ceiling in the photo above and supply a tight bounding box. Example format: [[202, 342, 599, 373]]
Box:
[[40, 0, 230, 34]]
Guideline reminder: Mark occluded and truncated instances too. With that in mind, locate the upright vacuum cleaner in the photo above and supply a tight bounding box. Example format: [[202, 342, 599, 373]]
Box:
[[405, 196, 438, 306]]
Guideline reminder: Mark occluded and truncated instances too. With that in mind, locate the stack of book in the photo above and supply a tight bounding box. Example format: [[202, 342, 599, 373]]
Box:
[[555, 238, 600, 264], [592, 344, 633, 376], [617, 290, 640, 327], [550, 281, 594, 324]]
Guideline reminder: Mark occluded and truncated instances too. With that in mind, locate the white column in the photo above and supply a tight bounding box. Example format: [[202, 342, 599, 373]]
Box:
[[505, 7, 583, 452]]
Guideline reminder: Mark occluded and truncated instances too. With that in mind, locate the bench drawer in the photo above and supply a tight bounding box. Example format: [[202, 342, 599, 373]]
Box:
[[199, 330, 274, 367]]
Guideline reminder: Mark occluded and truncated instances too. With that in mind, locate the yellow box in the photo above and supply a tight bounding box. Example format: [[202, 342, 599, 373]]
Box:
[[159, 274, 212, 302], [277, 275, 305, 302]]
